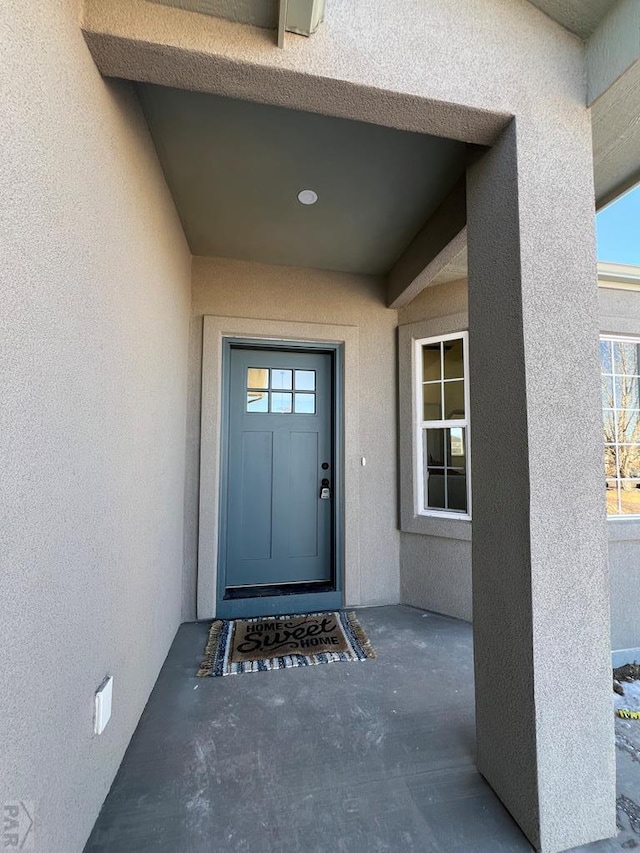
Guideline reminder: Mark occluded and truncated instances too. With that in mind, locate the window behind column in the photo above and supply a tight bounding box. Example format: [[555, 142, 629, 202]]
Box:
[[601, 336, 640, 517], [415, 332, 470, 519]]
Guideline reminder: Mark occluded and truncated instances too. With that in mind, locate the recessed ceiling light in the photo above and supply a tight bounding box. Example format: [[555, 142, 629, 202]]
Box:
[[297, 189, 318, 205]]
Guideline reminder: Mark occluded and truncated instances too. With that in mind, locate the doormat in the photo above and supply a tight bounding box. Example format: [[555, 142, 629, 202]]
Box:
[[196, 611, 376, 676]]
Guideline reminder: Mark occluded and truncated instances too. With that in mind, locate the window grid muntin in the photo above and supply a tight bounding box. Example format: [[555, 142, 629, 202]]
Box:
[[247, 367, 317, 414], [601, 335, 640, 518], [415, 332, 471, 519]]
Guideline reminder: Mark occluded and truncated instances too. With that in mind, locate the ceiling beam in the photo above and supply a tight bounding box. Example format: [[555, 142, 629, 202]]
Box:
[[387, 179, 466, 309], [587, 0, 640, 106], [588, 0, 640, 207]]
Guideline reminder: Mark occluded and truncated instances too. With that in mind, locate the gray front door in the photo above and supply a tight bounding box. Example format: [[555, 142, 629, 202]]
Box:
[[222, 346, 333, 597]]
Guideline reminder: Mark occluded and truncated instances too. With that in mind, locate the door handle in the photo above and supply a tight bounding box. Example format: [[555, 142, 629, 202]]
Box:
[[320, 478, 331, 500]]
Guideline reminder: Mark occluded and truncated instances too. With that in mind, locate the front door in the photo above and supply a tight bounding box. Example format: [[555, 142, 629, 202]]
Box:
[[218, 345, 339, 617]]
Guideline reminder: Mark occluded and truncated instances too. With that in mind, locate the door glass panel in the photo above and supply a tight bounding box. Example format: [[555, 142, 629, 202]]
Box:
[[247, 391, 268, 412], [294, 393, 315, 414], [443, 338, 464, 379], [271, 392, 293, 413], [444, 380, 464, 419], [247, 368, 269, 389], [295, 370, 315, 391], [423, 383, 442, 420], [422, 343, 441, 382], [271, 369, 293, 390]]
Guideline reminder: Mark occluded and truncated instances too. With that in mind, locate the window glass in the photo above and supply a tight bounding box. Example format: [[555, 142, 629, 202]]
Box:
[[422, 344, 441, 382], [444, 380, 465, 420], [246, 364, 316, 414], [294, 393, 315, 414], [295, 370, 315, 391], [247, 391, 268, 412], [247, 368, 269, 389], [422, 426, 468, 514], [601, 337, 640, 517], [443, 338, 464, 379], [271, 369, 293, 390], [423, 383, 442, 420], [271, 392, 292, 413]]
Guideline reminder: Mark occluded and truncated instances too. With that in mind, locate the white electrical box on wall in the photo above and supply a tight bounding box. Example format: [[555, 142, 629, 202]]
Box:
[[94, 676, 113, 735]]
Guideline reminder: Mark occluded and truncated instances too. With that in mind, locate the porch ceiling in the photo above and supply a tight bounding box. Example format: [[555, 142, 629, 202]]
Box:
[[527, 0, 617, 38], [137, 83, 467, 275]]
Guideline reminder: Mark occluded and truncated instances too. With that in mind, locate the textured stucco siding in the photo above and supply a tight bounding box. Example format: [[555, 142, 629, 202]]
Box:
[[186, 257, 400, 618], [1, 2, 191, 851]]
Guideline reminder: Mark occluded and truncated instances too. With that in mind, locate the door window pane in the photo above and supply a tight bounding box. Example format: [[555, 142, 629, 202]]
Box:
[[295, 370, 315, 391], [247, 391, 268, 412], [247, 368, 269, 390], [294, 393, 315, 414], [271, 369, 292, 390], [271, 392, 292, 413]]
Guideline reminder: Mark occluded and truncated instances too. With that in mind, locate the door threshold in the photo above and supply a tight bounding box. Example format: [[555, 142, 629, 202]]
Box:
[[216, 590, 343, 620], [225, 581, 334, 600]]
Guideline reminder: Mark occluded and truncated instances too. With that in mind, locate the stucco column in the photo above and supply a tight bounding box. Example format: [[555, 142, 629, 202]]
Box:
[[466, 119, 616, 853]]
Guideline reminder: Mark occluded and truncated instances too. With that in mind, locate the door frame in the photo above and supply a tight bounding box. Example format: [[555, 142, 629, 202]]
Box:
[[197, 315, 360, 619], [216, 338, 343, 618]]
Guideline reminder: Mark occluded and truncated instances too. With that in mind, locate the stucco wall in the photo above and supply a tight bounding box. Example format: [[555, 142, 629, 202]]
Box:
[[1, 2, 191, 851], [186, 256, 400, 618], [398, 280, 640, 653]]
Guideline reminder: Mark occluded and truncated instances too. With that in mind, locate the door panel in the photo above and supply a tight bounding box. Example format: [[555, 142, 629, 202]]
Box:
[[224, 347, 333, 592], [237, 432, 273, 560], [288, 431, 318, 558]]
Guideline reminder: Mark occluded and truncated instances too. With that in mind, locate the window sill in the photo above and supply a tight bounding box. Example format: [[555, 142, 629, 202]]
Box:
[[607, 518, 640, 541], [401, 513, 472, 541]]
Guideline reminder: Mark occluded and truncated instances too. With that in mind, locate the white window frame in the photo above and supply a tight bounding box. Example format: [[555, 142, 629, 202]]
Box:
[[601, 333, 640, 520], [414, 331, 471, 520]]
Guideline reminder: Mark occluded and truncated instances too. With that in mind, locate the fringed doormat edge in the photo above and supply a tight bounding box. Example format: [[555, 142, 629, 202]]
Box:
[[196, 610, 376, 677]]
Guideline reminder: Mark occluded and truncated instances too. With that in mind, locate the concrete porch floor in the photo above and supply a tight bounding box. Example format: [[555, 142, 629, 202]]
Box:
[[84, 606, 636, 852]]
